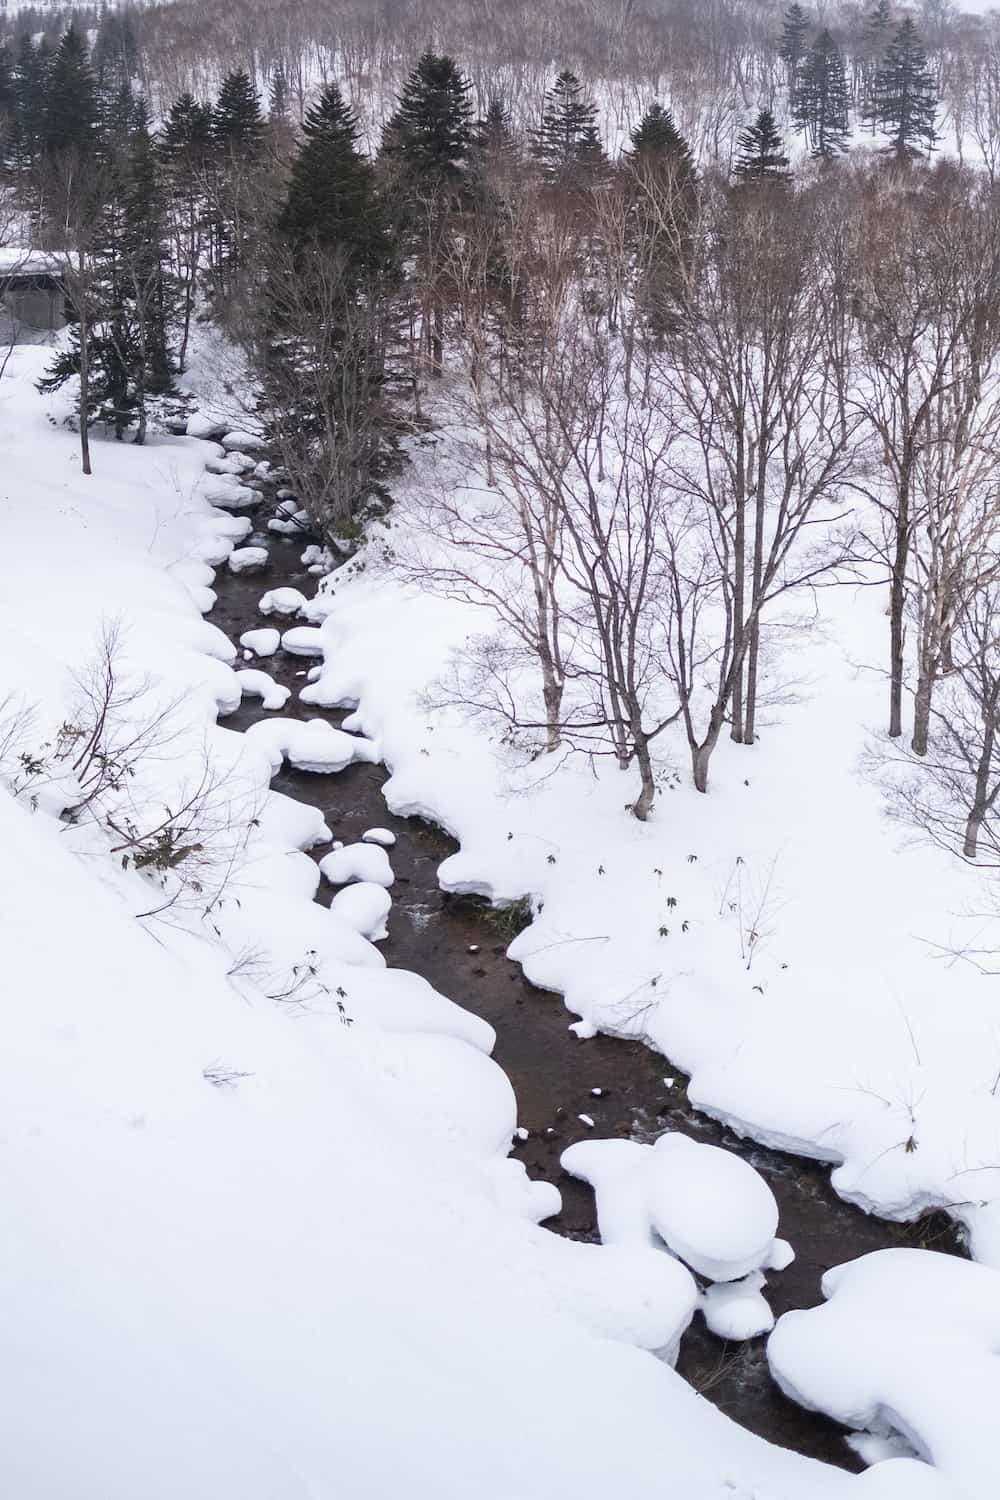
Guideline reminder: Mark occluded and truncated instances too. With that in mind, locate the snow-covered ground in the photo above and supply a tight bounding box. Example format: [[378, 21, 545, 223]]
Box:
[[299, 433, 1000, 1271], [0, 342, 902, 1495]]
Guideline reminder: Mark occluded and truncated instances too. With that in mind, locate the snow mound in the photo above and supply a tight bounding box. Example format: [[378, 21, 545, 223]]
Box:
[[185, 411, 227, 439], [234, 669, 290, 711], [239, 628, 280, 658], [330, 882, 392, 941], [701, 1271, 774, 1339], [258, 587, 307, 618], [197, 476, 260, 511], [227, 546, 269, 575], [362, 827, 397, 848], [647, 1133, 780, 1282], [320, 842, 395, 889], [244, 717, 379, 775], [281, 625, 325, 658], [221, 429, 266, 452], [768, 1248, 1000, 1500]]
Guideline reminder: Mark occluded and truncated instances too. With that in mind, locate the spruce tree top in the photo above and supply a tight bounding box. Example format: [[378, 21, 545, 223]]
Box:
[[382, 51, 473, 190], [44, 26, 99, 157], [532, 69, 603, 180], [213, 69, 264, 152], [281, 81, 388, 271], [870, 17, 937, 158], [159, 93, 213, 167], [733, 108, 790, 183], [779, 4, 811, 74], [625, 103, 694, 175]]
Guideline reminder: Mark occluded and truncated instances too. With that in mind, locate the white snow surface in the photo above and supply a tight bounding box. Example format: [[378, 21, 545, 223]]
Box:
[[244, 716, 378, 774], [320, 841, 395, 888], [258, 585, 307, 617], [330, 880, 393, 940], [239, 627, 281, 657], [768, 1249, 1000, 1500], [561, 1133, 783, 1283], [297, 463, 1000, 1261], [0, 336, 927, 1499], [234, 668, 290, 711], [227, 545, 269, 574], [363, 825, 397, 846]]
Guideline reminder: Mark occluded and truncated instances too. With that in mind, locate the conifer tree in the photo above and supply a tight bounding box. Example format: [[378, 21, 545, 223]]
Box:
[[43, 26, 98, 159], [471, 95, 520, 181], [381, 51, 473, 192], [12, 36, 51, 171], [794, 29, 850, 159], [212, 68, 265, 153], [779, 4, 811, 90], [733, 109, 790, 183], [159, 92, 213, 368], [280, 81, 388, 272], [532, 69, 602, 182], [624, 102, 695, 180], [867, 17, 937, 158]]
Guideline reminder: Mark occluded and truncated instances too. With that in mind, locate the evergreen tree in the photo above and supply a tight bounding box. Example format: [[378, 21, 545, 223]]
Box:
[[159, 92, 213, 368], [279, 81, 388, 272], [471, 94, 520, 180], [43, 26, 98, 159], [867, 17, 937, 158], [381, 51, 473, 192], [532, 69, 602, 182], [213, 68, 265, 153], [794, 29, 850, 159], [733, 109, 790, 183], [779, 4, 811, 90], [0, 45, 15, 167], [12, 35, 51, 170], [624, 102, 694, 180], [861, 0, 894, 129]]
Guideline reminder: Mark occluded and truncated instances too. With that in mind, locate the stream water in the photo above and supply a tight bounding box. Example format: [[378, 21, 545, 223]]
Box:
[[210, 494, 961, 1473]]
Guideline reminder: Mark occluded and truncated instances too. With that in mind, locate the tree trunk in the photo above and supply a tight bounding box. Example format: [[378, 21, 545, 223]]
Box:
[[632, 733, 656, 821], [963, 716, 996, 857], [691, 705, 727, 793], [911, 673, 932, 756], [888, 457, 912, 738], [79, 299, 92, 477]]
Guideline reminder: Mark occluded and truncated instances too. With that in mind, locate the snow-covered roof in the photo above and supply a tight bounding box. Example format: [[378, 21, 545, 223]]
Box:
[[0, 248, 63, 277]]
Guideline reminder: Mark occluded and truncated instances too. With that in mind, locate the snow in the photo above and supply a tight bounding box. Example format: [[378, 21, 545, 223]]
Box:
[[362, 826, 397, 847], [221, 429, 266, 452], [185, 411, 228, 439], [702, 1272, 774, 1339], [768, 1249, 1000, 1499], [320, 841, 395, 888], [330, 881, 393, 940], [227, 545, 269, 574], [243, 716, 379, 774], [234, 668, 290, 711], [280, 624, 325, 657], [0, 330, 961, 1500], [239, 627, 281, 657], [561, 1133, 783, 1283], [258, 586, 307, 617], [196, 475, 260, 510]]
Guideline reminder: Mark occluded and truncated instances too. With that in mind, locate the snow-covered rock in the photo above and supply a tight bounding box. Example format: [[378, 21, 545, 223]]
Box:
[[362, 827, 397, 848], [244, 717, 378, 775], [646, 1133, 779, 1282], [320, 842, 395, 889], [281, 626, 325, 658], [185, 411, 227, 439], [234, 669, 290, 711], [258, 587, 307, 618], [197, 476, 260, 511], [221, 429, 266, 452], [330, 881, 392, 941], [701, 1271, 774, 1339], [206, 451, 256, 477], [239, 628, 281, 658], [768, 1249, 1000, 1500], [227, 546, 269, 575]]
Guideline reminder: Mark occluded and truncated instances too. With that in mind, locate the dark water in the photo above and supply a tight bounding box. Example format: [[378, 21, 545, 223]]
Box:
[[210, 503, 961, 1472]]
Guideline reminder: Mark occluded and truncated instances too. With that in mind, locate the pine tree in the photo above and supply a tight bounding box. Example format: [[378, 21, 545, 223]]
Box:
[[867, 18, 937, 158], [0, 45, 15, 168], [209, 70, 266, 296], [12, 36, 51, 171], [532, 69, 602, 182], [381, 52, 473, 192], [43, 26, 98, 159], [623, 105, 697, 335], [794, 29, 850, 159], [471, 95, 520, 180], [280, 81, 388, 272], [861, 1, 894, 130], [779, 4, 811, 90], [733, 109, 790, 183]]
